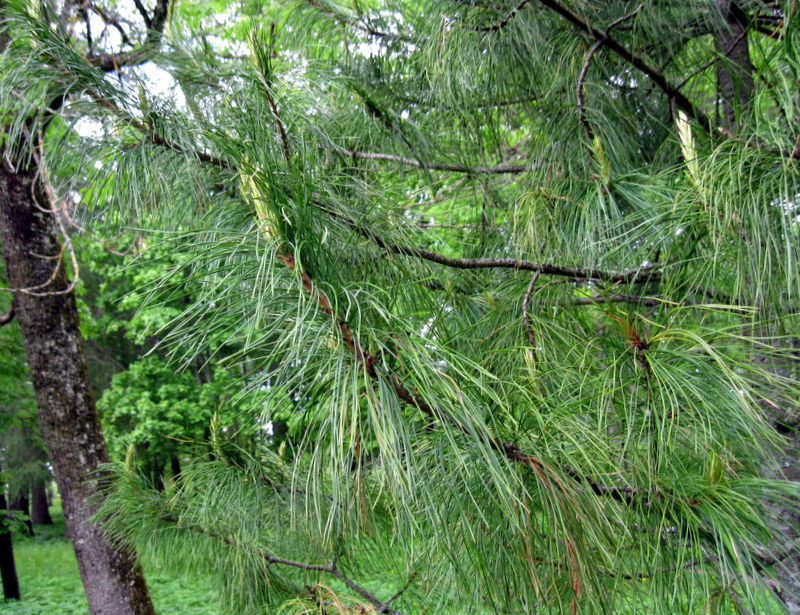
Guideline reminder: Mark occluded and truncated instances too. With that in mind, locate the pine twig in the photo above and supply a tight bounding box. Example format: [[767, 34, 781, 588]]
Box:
[[0, 308, 14, 326], [576, 6, 642, 142], [336, 148, 531, 174], [717, 125, 800, 160], [522, 270, 540, 358], [475, 0, 531, 32]]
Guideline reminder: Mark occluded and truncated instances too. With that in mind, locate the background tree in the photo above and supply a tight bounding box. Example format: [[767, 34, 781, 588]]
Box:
[[2, 1, 800, 614], [0, 0, 175, 612], [0, 461, 20, 601], [0, 249, 51, 535]]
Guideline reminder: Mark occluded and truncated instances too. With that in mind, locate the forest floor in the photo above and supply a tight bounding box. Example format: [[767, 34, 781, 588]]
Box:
[[0, 510, 218, 615]]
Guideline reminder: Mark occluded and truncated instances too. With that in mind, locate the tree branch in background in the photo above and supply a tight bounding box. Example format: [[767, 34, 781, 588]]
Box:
[[88, 0, 170, 72], [80, 0, 93, 51], [306, 0, 406, 41], [535, 0, 714, 134], [131, 0, 153, 29], [88, 2, 132, 47]]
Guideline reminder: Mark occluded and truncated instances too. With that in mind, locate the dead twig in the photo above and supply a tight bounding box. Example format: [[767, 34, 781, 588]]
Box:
[[522, 270, 540, 360]]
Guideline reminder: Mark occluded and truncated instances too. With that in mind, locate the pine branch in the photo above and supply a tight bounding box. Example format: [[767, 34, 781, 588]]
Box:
[[316, 202, 661, 284], [382, 572, 417, 610], [336, 148, 532, 174], [54, 72, 662, 506], [572, 293, 667, 307], [41, 34, 740, 515], [280, 230, 644, 505], [535, 0, 714, 134], [56, 71, 229, 168], [600, 556, 710, 580], [717, 126, 800, 160]]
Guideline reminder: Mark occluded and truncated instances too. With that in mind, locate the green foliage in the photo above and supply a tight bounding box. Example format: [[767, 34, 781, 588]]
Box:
[[2, 0, 800, 613], [98, 355, 260, 468], [0, 244, 49, 501]]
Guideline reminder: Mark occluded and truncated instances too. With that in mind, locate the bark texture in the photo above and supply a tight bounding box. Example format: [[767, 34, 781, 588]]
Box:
[[0, 155, 155, 615]]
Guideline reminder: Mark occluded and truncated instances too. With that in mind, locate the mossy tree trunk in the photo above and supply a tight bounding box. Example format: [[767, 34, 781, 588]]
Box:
[[0, 152, 156, 615]]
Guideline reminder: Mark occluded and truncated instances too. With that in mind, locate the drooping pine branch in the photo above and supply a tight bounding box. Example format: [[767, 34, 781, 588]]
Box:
[[160, 513, 405, 615]]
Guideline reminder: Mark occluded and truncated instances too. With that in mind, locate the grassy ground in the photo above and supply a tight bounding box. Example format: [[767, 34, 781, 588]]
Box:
[[0, 511, 218, 615]]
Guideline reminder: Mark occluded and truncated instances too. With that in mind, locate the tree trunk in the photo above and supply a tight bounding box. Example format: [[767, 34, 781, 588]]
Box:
[[0, 144, 156, 615], [0, 463, 21, 600], [8, 493, 32, 536], [31, 478, 53, 525], [170, 456, 182, 482]]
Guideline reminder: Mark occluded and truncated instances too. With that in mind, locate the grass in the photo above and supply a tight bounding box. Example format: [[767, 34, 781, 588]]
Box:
[[0, 510, 218, 615]]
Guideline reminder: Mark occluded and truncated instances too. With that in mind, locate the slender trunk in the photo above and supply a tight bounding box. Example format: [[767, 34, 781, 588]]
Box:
[[150, 458, 165, 493], [0, 464, 21, 600], [0, 151, 156, 615], [170, 456, 182, 482], [8, 493, 32, 536], [31, 478, 53, 525]]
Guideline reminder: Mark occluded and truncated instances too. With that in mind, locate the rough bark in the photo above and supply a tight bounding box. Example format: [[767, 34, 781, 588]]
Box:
[[31, 477, 53, 525], [715, 0, 755, 130], [0, 148, 155, 615]]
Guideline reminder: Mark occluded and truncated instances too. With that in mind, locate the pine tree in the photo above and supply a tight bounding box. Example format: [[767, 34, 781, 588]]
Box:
[[2, 1, 799, 613]]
